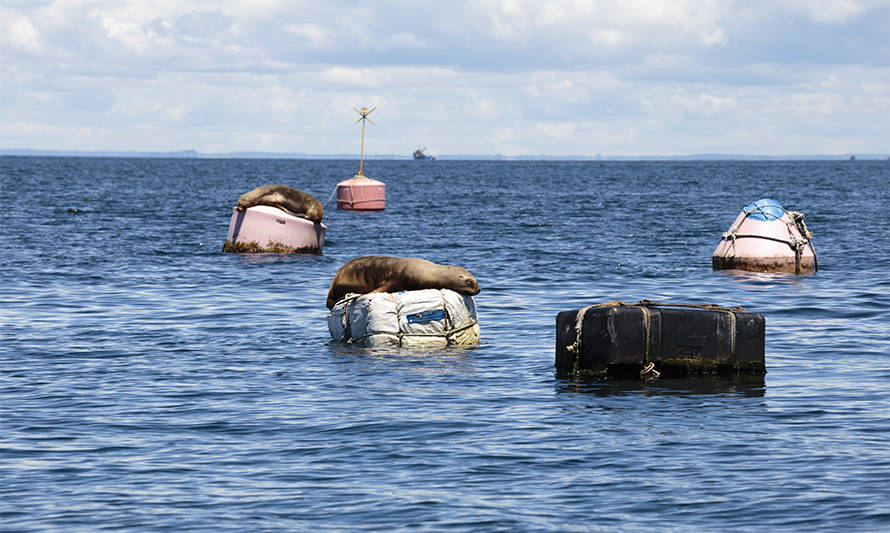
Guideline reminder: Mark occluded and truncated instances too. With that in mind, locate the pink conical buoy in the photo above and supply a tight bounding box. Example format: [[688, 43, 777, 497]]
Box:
[[338, 105, 385, 210], [712, 198, 817, 274], [336, 175, 385, 210]]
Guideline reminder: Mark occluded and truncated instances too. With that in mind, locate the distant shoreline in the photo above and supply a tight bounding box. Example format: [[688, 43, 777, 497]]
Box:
[[1, 149, 887, 161]]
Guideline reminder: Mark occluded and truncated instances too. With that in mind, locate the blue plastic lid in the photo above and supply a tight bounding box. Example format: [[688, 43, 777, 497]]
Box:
[[743, 198, 786, 221]]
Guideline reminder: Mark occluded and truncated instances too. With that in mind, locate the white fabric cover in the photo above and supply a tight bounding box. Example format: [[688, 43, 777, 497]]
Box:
[[327, 289, 480, 347]]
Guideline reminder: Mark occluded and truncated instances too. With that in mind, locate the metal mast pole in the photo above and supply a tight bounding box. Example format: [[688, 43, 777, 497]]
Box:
[[359, 117, 365, 176], [353, 106, 375, 178]]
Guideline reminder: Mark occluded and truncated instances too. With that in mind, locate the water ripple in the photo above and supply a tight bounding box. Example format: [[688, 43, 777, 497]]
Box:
[[2, 158, 889, 531]]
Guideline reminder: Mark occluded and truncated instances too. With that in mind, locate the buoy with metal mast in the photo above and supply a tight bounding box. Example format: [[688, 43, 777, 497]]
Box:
[[336, 106, 386, 210]]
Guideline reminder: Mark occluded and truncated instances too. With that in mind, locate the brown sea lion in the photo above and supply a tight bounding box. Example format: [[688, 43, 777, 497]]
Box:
[[326, 256, 481, 309], [235, 184, 323, 223]]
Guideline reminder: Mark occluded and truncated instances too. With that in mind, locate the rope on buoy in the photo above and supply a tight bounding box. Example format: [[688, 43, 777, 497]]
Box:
[[639, 306, 660, 380], [788, 210, 818, 272], [322, 185, 338, 210], [783, 215, 808, 274], [567, 300, 743, 379], [633, 300, 745, 312], [641, 305, 651, 364], [566, 304, 597, 376], [640, 362, 660, 380], [720, 209, 751, 256], [728, 310, 737, 361]]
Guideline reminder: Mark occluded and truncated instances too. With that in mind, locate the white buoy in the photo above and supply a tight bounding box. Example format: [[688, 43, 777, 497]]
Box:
[[712, 199, 817, 274], [223, 205, 326, 254], [328, 289, 479, 347]]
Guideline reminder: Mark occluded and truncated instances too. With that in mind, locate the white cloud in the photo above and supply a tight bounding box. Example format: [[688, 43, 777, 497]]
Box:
[[534, 121, 576, 139], [669, 89, 738, 117], [285, 23, 331, 48], [0, 0, 887, 155], [100, 15, 154, 52], [1, 9, 42, 53], [700, 25, 727, 46], [382, 32, 429, 51], [590, 29, 622, 47], [784, 0, 887, 23]]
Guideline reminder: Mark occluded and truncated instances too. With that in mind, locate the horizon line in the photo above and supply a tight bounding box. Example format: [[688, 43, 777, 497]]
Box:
[[1, 148, 887, 161]]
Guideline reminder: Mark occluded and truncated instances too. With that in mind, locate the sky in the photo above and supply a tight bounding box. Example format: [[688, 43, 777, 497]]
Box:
[[1, 0, 889, 157]]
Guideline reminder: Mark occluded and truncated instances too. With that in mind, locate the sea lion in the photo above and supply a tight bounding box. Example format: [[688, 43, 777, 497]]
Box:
[[326, 256, 481, 309], [235, 184, 323, 223]]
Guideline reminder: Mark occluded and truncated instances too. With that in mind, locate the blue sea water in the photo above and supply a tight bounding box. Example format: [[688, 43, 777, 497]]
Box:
[[1, 157, 889, 532]]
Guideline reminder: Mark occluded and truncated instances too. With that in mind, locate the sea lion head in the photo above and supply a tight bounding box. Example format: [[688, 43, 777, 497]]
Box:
[[235, 185, 272, 211], [303, 202, 324, 224], [446, 266, 481, 296]]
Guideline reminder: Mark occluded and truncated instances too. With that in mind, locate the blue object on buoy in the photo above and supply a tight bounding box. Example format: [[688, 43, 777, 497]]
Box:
[[743, 198, 786, 221]]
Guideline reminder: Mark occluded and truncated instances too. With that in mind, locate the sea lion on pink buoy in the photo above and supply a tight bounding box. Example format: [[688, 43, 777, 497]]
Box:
[[235, 184, 323, 223], [326, 256, 481, 309]]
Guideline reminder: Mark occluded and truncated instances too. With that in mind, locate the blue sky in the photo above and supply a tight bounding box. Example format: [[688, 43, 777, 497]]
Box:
[[2, 0, 888, 156]]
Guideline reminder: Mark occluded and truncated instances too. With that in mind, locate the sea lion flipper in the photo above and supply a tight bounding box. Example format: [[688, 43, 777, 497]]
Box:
[[374, 278, 401, 293]]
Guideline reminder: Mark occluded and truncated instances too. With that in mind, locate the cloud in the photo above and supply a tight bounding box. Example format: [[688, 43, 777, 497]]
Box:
[[285, 22, 332, 49], [1, 9, 42, 54], [669, 89, 738, 117], [0, 0, 888, 155], [784, 0, 885, 23]]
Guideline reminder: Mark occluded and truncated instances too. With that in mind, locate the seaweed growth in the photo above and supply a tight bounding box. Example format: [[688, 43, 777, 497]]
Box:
[[221, 240, 321, 254]]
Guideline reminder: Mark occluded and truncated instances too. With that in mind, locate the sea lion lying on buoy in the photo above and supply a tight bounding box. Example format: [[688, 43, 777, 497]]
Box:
[[326, 256, 481, 309], [235, 184, 323, 223]]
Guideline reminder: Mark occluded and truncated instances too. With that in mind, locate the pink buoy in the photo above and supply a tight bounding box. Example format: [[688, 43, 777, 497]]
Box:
[[223, 206, 326, 254], [712, 199, 817, 274], [337, 105, 386, 210], [336, 175, 386, 210]]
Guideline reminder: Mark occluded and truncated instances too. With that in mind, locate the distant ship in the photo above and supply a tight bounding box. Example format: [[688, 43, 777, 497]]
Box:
[[413, 147, 435, 160]]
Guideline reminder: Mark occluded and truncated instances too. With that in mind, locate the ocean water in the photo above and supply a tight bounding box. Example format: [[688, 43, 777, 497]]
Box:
[[1, 157, 888, 532]]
